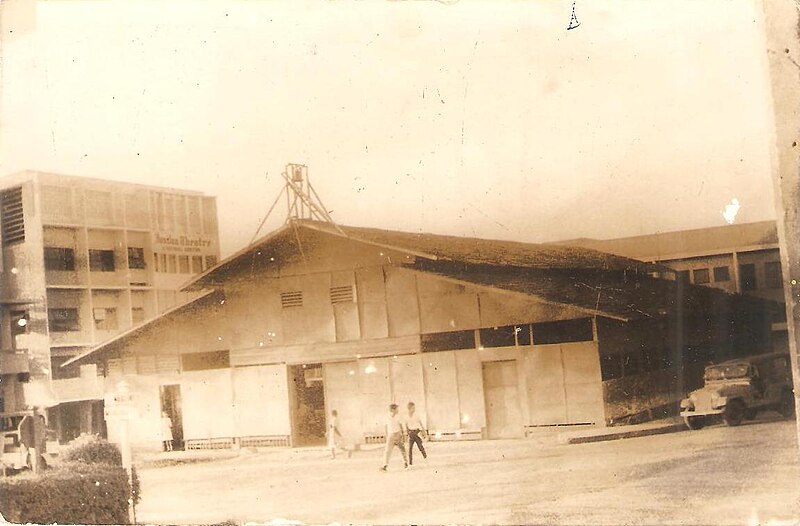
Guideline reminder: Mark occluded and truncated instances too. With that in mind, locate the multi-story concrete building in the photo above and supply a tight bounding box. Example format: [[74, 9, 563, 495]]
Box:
[[555, 221, 786, 351], [0, 171, 220, 442]]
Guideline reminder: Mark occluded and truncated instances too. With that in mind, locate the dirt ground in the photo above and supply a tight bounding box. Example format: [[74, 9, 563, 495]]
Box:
[[134, 416, 800, 525]]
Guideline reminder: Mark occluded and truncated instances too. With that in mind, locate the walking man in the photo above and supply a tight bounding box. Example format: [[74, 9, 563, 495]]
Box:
[[380, 403, 407, 472], [406, 401, 427, 466]]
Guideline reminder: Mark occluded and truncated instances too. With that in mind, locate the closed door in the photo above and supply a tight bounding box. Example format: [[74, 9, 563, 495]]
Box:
[[482, 360, 522, 439]]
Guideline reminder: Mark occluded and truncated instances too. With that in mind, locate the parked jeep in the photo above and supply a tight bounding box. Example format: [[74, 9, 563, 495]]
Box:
[[680, 352, 795, 430]]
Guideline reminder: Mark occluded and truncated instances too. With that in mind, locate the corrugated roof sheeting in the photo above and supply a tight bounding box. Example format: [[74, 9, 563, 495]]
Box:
[[185, 220, 664, 291]]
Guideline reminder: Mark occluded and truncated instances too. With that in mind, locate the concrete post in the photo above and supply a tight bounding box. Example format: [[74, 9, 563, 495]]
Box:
[[761, 0, 800, 455]]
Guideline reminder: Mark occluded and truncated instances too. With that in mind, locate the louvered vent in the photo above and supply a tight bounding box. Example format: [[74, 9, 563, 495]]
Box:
[[330, 285, 354, 305], [0, 187, 25, 246], [280, 291, 303, 308]]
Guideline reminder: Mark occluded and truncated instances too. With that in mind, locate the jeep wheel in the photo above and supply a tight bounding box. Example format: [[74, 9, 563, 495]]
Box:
[[723, 400, 745, 427], [779, 389, 796, 419], [744, 408, 757, 421], [684, 416, 706, 430]]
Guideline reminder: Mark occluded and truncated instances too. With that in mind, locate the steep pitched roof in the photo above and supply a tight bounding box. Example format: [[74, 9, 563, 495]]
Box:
[[183, 220, 664, 291]]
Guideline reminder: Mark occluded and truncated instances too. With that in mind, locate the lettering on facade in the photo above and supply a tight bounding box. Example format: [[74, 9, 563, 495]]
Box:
[[154, 233, 214, 254]]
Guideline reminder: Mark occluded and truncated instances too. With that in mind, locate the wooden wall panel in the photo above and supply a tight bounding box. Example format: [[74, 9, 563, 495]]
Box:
[[180, 369, 235, 440], [357, 357, 391, 434], [232, 364, 291, 437], [418, 292, 481, 334], [455, 349, 486, 429], [390, 354, 425, 410], [562, 342, 605, 425], [356, 267, 389, 340], [384, 266, 421, 337], [422, 351, 460, 430], [525, 345, 567, 425], [323, 361, 362, 444]]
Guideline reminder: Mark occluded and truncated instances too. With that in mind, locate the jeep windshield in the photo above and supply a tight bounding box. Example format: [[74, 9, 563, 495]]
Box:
[[704, 363, 750, 381]]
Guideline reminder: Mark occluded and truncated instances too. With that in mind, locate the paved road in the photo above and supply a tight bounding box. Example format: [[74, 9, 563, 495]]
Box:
[[135, 417, 800, 525]]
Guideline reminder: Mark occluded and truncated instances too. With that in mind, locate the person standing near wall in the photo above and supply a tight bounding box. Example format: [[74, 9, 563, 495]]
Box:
[[405, 401, 428, 467], [160, 412, 173, 452], [18, 407, 46, 473], [327, 409, 344, 459], [380, 403, 408, 472]]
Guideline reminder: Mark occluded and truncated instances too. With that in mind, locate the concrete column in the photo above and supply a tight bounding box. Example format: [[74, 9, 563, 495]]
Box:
[[732, 251, 741, 294]]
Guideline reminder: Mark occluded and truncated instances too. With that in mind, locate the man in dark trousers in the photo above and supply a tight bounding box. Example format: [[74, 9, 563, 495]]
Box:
[[405, 401, 428, 466], [18, 408, 46, 473]]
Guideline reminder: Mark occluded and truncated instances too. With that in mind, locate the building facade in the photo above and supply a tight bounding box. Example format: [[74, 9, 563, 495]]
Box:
[[72, 221, 772, 451], [0, 171, 220, 442], [556, 221, 787, 351]]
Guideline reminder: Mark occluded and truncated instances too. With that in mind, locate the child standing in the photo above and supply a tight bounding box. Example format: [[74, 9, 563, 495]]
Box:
[[160, 411, 173, 452], [406, 401, 427, 466]]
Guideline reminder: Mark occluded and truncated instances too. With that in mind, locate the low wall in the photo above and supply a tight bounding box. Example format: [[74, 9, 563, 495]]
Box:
[[602, 364, 706, 424]]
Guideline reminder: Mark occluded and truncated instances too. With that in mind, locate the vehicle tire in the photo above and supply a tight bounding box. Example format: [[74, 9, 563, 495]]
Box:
[[744, 408, 757, 421], [723, 400, 745, 427], [779, 389, 796, 419], [684, 416, 706, 430]]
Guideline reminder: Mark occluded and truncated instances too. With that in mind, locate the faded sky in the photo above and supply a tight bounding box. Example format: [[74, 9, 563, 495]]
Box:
[[0, 0, 777, 257]]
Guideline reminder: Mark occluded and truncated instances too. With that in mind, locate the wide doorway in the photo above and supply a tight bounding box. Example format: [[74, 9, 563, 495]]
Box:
[[289, 364, 326, 446], [159, 385, 185, 450], [482, 360, 523, 439]]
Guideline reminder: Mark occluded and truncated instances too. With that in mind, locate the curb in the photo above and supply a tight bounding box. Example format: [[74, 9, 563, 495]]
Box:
[[566, 423, 687, 444]]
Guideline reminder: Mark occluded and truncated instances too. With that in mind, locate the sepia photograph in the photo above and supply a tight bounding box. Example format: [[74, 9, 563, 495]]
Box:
[[0, 0, 799, 524]]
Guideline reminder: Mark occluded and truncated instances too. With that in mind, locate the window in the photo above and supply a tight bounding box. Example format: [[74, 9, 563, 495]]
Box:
[[44, 247, 76, 271], [330, 285, 354, 304], [281, 291, 303, 308], [48, 308, 80, 332], [479, 325, 517, 348], [166, 255, 177, 274], [181, 350, 230, 372], [693, 268, 710, 285], [713, 266, 731, 282], [532, 318, 593, 345], [191, 255, 204, 273], [93, 308, 118, 331], [205, 255, 218, 269], [153, 252, 160, 272], [0, 186, 25, 246], [765, 261, 783, 289], [739, 263, 757, 291], [421, 330, 476, 352], [676, 270, 690, 284], [131, 307, 146, 325], [50, 356, 81, 380], [128, 247, 146, 269], [89, 249, 115, 272], [178, 255, 190, 274], [158, 253, 167, 273]]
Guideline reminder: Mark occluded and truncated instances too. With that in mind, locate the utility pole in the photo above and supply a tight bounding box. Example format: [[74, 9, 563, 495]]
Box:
[[762, 0, 800, 453]]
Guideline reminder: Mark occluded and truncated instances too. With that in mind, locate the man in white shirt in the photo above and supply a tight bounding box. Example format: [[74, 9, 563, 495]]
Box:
[[380, 403, 408, 472], [405, 401, 428, 466]]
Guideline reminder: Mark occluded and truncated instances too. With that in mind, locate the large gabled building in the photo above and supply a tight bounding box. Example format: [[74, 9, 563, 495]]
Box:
[[69, 219, 773, 451], [0, 171, 220, 442]]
